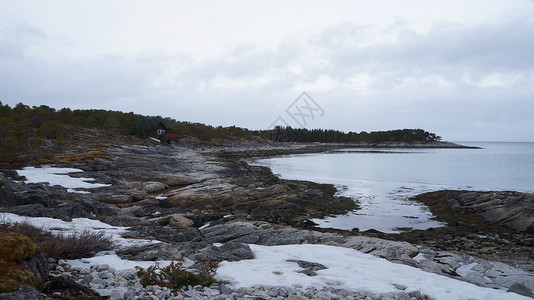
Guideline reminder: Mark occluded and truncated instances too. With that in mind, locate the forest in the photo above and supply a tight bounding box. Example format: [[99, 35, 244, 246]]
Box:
[[0, 102, 441, 161]]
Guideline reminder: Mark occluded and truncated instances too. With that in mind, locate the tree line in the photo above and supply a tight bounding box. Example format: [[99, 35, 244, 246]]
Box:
[[264, 127, 441, 143], [0, 102, 441, 161]]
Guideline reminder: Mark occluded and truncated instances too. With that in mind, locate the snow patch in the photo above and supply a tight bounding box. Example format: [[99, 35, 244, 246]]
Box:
[[216, 244, 528, 300], [412, 253, 426, 263], [67, 253, 172, 272], [457, 262, 479, 277], [199, 222, 211, 230], [17, 166, 110, 192]]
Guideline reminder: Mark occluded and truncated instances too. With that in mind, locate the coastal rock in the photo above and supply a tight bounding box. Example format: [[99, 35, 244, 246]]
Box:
[[145, 214, 193, 228], [447, 191, 534, 232], [508, 283, 533, 297], [116, 240, 253, 265], [122, 226, 205, 243], [202, 220, 419, 264], [288, 259, 327, 276], [164, 175, 200, 186], [208, 242, 254, 261], [99, 194, 132, 204], [0, 285, 46, 300], [343, 236, 419, 263], [1, 183, 59, 208], [141, 181, 168, 193], [160, 180, 236, 209], [2, 203, 99, 221], [130, 190, 147, 201], [117, 243, 184, 261], [169, 214, 194, 228], [22, 252, 50, 279]]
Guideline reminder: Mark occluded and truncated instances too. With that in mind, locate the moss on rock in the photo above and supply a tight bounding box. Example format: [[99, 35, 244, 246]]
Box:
[[0, 260, 36, 292], [0, 231, 36, 262], [0, 231, 38, 292]]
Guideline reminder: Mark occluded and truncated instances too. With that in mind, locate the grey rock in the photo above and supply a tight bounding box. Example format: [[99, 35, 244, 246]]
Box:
[[508, 283, 533, 297], [169, 214, 194, 229], [117, 243, 184, 261], [22, 252, 50, 279], [218, 284, 232, 295], [100, 271, 113, 279], [0, 284, 46, 300], [120, 269, 138, 281], [110, 288, 126, 299], [287, 259, 327, 275], [81, 275, 93, 284], [449, 191, 534, 232], [96, 264, 110, 271], [142, 181, 168, 193], [122, 225, 205, 243]]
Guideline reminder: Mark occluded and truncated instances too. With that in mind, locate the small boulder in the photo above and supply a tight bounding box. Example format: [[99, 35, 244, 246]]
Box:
[[508, 283, 533, 297], [130, 191, 147, 201], [169, 214, 194, 229], [141, 181, 168, 193], [101, 195, 132, 204], [165, 176, 198, 186], [22, 252, 49, 279]]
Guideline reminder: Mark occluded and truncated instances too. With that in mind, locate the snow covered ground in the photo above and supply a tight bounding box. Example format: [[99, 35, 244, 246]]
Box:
[[216, 244, 528, 300], [1, 212, 528, 299], [16, 166, 110, 193]]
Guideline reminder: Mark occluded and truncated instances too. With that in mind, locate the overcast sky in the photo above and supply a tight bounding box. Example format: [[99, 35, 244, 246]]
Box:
[[1, 0, 533, 141]]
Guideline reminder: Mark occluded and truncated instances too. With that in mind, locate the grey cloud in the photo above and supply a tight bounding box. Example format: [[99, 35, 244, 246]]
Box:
[[1, 15, 533, 141], [318, 18, 534, 81]]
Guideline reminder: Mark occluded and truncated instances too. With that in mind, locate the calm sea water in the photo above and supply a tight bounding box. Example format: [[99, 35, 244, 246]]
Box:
[[252, 142, 534, 233]]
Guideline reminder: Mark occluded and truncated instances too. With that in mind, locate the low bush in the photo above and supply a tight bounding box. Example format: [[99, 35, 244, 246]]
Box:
[[136, 260, 218, 292], [54, 229, 114, 259], [0, 231, 37, 292], [0, 231, 36, 262], [1, 221, 113, 259]]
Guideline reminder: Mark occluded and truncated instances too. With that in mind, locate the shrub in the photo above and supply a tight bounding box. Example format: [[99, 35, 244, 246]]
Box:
[[0, 231, 36, 262], [136, 260, 218, 292], [0, 231, 37, 292], [54, 229, 114, 259], [1, 221, 113, 259]]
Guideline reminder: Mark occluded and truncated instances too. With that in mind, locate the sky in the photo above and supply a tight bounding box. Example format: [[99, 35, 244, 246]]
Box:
[[1, 0, 534, 141]]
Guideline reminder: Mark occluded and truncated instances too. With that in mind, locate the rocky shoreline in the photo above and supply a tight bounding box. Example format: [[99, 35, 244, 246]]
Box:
[[1, 141, 533, 299]]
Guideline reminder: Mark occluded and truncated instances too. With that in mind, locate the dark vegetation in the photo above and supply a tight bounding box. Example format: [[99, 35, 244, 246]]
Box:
[[136, 260, 218, 292], [0, 101, 442, 162], [0, 219, 113, 293], [0, 230, 37, 292], [1, 220, 113, 259]]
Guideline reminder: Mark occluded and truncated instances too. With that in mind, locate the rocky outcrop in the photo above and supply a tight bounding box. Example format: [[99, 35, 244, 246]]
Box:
[[447, 191, 534, 232], [22, 252, 49, 279], [0, 179, 115, 222]]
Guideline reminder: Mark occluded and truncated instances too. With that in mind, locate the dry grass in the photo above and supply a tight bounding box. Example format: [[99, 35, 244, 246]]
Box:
[[1, 221, 113, 259]]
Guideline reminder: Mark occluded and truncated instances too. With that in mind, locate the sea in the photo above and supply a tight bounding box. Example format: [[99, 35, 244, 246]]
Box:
[[251, 142, 534, 233]]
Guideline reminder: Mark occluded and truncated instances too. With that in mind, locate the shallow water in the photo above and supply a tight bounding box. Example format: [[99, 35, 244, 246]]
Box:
[[252, 142, 534, 233]]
